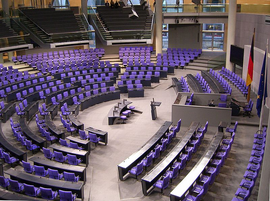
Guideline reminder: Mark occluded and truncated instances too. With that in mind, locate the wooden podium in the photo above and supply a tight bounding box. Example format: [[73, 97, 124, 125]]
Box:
[[151, 99, 161, 120]]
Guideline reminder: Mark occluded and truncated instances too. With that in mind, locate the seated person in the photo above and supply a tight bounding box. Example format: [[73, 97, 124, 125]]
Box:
[[115, 1, 119, 8], [105, 0, 109, 6], [110, 0, 115, 8], [208, 99, 215, 107]]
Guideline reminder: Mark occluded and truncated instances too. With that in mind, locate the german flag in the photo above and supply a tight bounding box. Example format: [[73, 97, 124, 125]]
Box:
[[246, 30, 255, 86]]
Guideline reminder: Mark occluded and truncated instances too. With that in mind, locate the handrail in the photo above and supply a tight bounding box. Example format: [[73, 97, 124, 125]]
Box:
[[89, 5, 154, 33], [18, 8, 94, 37], [0, 34, 30, 40], [17, 8, 50, 36]]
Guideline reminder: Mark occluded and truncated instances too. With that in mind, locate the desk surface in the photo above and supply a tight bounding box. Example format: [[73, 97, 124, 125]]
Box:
[[118, 121, 172, 180], [50, 144, 88, 156], [108, 100, 132, 117], [0, 123, 27, 161], [45, 115, 65, 137], [170, 130, 224, 201], [5, 168, 84, 198], [30, 156, 86, 182], [141, 121, 200, 195], [19, 118, 46, 146]]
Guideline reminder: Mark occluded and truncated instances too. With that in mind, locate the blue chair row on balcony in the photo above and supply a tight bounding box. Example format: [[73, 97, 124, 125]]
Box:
[[232, 127, 267, 201], [0, 176, 76, 200]]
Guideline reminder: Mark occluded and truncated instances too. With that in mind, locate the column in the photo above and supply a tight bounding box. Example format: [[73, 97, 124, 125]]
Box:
[[155, 0, 162, 55], [225, 0, 236, 71], [81, 0, 88, 17], [2, 0, 10, 17]]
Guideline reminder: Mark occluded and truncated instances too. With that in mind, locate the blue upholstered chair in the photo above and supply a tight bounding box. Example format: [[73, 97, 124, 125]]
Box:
[[22, 160, 35, 174], [23, 183, 41, 197], [9, 179, 24, 193], [128, 161, 144, 179], [59, 190, 77, 201], [34, 165, 48, 177], [48, 168, 63, 180], [40, 187, 58, 200], [63, 171, 80, 182], [54, 151, 67, 163], [153, 172, 170, 194]]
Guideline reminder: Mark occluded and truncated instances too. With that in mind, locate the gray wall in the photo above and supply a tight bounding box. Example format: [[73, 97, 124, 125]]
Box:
[[172, 92, 232, 127], [168, 24, 201, 49], [235, 13, 270, 50]]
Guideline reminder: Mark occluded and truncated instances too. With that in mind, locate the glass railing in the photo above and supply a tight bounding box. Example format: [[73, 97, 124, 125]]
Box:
[[162, 3, 270, 14], [88, 5, 154, 41]]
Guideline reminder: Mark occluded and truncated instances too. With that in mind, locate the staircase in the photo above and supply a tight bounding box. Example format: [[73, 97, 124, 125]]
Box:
[[186, 52, 226, 71]]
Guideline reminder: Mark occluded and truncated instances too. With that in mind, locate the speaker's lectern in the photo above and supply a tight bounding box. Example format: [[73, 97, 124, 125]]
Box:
[[151, 98, 161, 120]]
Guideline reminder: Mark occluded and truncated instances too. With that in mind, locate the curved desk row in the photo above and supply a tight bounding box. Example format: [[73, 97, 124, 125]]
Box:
[[5, 168, 84, 199], [45, 115, 65, 139], [24, 101, 39, 121], [80, 89, 120, 111], [1, 102, 16, 123], [49, 144, 89, 166], [170, 129, 224, 201], [30, 156, 86, 183], [0, 123, 27, 161], [0, 187, 45, 200], [187, 74, 204, 93], [172, 77, 183, 94], [201, 71, 226, 94], [141, 121, 200, 195], [45, 86, 77, 105], [118, 121, 172, 181], [19, 118, 47, 148]]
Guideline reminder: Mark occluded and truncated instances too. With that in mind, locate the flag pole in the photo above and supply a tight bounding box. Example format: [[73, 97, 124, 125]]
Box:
[[259, 39, 268, 131], [246, 28, 255, 102]]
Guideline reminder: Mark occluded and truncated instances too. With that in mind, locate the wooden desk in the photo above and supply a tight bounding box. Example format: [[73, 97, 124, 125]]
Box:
[[19, 118, 47, 148], [0, 123, 27, 161], [45, 115, 65, 139], [108, 100, 132, 125], [85, 127, 108, 145], [30, 156, 86, 183], [50, 144, 89, 166], [5, 168, 84, 199], [141, 122, 200, 195], [118, 121, 172, 181], [170, 130, 224, 201]]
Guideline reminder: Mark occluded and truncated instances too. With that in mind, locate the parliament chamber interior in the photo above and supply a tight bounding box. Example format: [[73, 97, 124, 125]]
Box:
[[0, 0, 269, 201]]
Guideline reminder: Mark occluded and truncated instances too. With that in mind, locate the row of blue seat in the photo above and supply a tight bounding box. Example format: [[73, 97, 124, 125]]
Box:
[[232, 126, 267, 201], [219, 67, 248, 96], [209, 69, 232, 95], [41, 147, 82, 166], [22, 160, 80, 182], [0, 175, 76, 200], [153, 121, 208, 194]]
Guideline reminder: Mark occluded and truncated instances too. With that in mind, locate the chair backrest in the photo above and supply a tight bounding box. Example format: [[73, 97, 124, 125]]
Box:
[[48, 168, 61, 179], [22, 160, 33, 173], [9, 179, 23, 192], [0, 176, 9, 188], [63, 171, 76, 182], [89, 133, 98, 143], [79, 129, 87, 140], [54, 151, 65, 162], [24, 183, 38, 196], [69, 142, 80, 149], [40, 187, 57, 199], [59, 138, 69, 147], [43, 147, 54, 159], [34, 165, 45, 175], [59, 190, 76, 201]]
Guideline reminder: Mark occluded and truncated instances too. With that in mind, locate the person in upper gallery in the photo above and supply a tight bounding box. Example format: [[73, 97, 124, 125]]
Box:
[[105, 0, 110, 6], [110, 0, 115, 8], [115, 1, 119, 8]]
